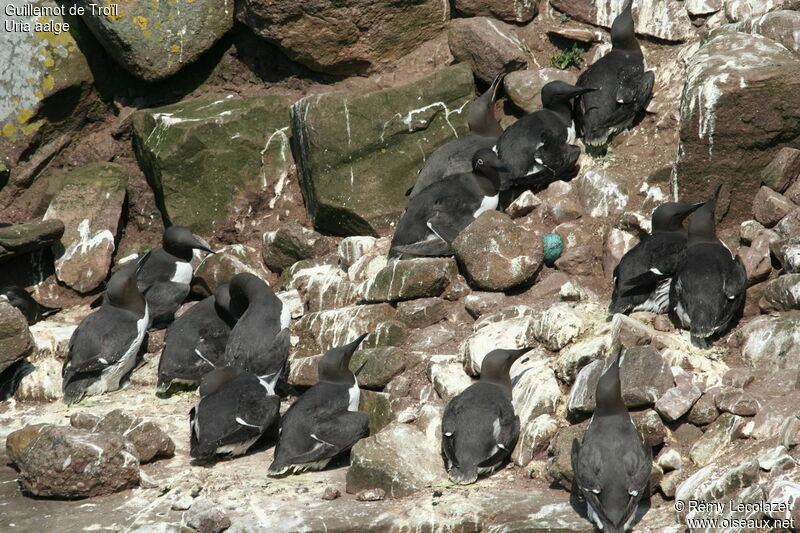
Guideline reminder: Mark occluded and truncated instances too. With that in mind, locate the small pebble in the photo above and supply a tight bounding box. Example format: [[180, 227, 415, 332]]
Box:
[[322, 487, 341, 501], [356, 488, 386, 501]]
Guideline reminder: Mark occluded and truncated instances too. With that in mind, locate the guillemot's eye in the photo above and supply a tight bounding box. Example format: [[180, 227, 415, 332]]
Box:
[[477, 159, 484, 166]]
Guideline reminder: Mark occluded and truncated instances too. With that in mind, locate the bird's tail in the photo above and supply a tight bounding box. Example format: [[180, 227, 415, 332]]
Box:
[[448, 465, 478, 485]]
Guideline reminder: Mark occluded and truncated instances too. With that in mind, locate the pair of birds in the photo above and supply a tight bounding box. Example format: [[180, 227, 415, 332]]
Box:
[[389, 1, 653, 258], [611, 185, 746, 346], [443, 346, 651, 533], [190, 334, 370, 477], [157, 272, 290, 395], [62, 226, 216, 404]]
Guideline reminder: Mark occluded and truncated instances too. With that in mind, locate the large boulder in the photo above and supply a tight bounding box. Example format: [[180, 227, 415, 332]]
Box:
[[42, 163, 127, 293], [549, 0, 694, 42], [133, 95, 293, 234], [236, 0, 449, 75], [448, 17, 528, 83], [70, 410, 175, 463], [0, 0, 101, 169], [359, 258, 458, 302], [504, 68, 578, 113], [0, 219, 64, 264], [725, 1, 800, 23], [676, 28, 800, 229], [6, 424, 140, 498], [740, 312, 800, 372], [262, 223, 334, 273], [193, 245, 272, 293], [291, 65, 474, 236], [292, 304, 396, 358], [453, 211, 543, 291], [347, 423, 447, 498], [76, 0, 233, 81], [0, 301, 33, 374], [454, 0, 538, 23]]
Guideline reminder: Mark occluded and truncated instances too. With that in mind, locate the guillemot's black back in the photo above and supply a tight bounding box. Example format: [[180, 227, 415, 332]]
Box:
[[609, 201, 702, 314], [267, 334, 370, 476], [576, 1, 654, 155], [157, 283, 237, 394], [670, 185, 746, 347], [62, 260, 149, 404], [495, 81, 591, 191], [441, 348, 529, 484], [571, 348, 652, 532], [389, 148, 509, 258], [189, 366, 280, 460], [0, 285, 61, 324]]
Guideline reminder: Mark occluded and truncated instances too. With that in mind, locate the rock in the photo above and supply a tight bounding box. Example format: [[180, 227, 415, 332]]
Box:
[[537, 180, 584, 223], [194, 245, 271, 293], [504, 68, 580, 114], [723, 367, 755, 388], [677, 29, 800, 229], [396, 298, 448, 329], [513, 414, 562, 467], [739, 219, 765, 244], [686, 0, 723, 16], [0, 220, 65, 263], [461, 315, 536, 376], [359, 390, 394, 435], [76, 0, 231, 81], [533, 303, 598, 352], [725, 0, 799, 22], [760, 274, 800, 311], [761, 147, 800, 193], [737, 10, 800, 53], [6, 424, 140, 498], [13, 357, 61, 402], [338, 237, 384, 269], [657, 448, 684, 472], [453, 0, 538, 23], [322, 487, 341, 501], [0, 302, 32, 374], [349, 347, 408, 389], [505, 190, 542, 219], [741, 312, 800, 371], [547, 26, 605, 43], [293, 303, 397, 359], [463, 292, 508, 318], [549, 0, 694, 42], [347, 254, 389, 285], [133, 95, 293, 233], [753, 187, 794, 227], [0, 1, 99, 159], [184, 498, 231, 533], [512, 358, 562, 463], [555, 336, 609, 385], [359, 258, 457, 302], [237, 0, 448, 75], [262, 223, 334, 273], [689, 413, 744, 466], [655, 380, 702, 422], [448, 17, 528, 83], [292, 65, 473, 236], [687, 393, 721, 426], [575, 170, 629, 217], [567, 359, 603, 414], [740, 230, 779, 285], [714, 389, 760, 416], [453, 211, 543, 291], [347, 424, 447, 498], [42, 163, 126, 293], [429, 355, 474, 402], [355, 488, 386, 502], [70, 409, 175, 463]]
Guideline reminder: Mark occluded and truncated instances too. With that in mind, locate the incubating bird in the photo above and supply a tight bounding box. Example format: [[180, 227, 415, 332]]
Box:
[[0, 285, 61, 324], [441, 348, 529, 484], [407, 73, 505, 198], [670, 185, 746, 347], [221, 273, 290, 380], [62, 259, 149, 404], [495, 81, 592, 190], [609, 201, 702, 314], [189, 366, 280, 459], [137, 226, 215, 328], [576, 0, 654, 155], [572, 348, 652, 533], [267, 335, 370, 476], [389, 148, 510, 258], [157, 283, 238, 394]]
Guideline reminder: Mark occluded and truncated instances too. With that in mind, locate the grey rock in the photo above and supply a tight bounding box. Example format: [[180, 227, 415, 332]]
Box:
[[689, 413, 744, 466], [575, 170, 629, 218], [503, 68, 577, 114], [194, 245, 272, 294], [0, 301, 32, 374], [448, 17, 528, 83], [359, 258, 458, 303], [184, 498, 231, 533], [687, 393, 721, 426], [262, 223, 334, 273], [395, 298, 448, 329], [655, 380, 702, 422], [70, 409, 175, 463]]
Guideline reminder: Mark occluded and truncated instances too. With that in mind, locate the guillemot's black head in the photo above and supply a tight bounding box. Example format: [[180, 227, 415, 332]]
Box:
[[469, 72, 505, 137], [651, 201, 704, 233], [198, 366, 243, 397], [541, 81, 594, 120], [213, 283, 234, 318], [611, 0, 641, 54], [594, 348, 628, 416], [105, 257, 147, 317], [163, 226, 215, 261], [228, 272, 278, 319], [318, 333, 369, 386], [479, 347, 531, 399], [688, 184, 722, 246], [472, 148, 511, 191]]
